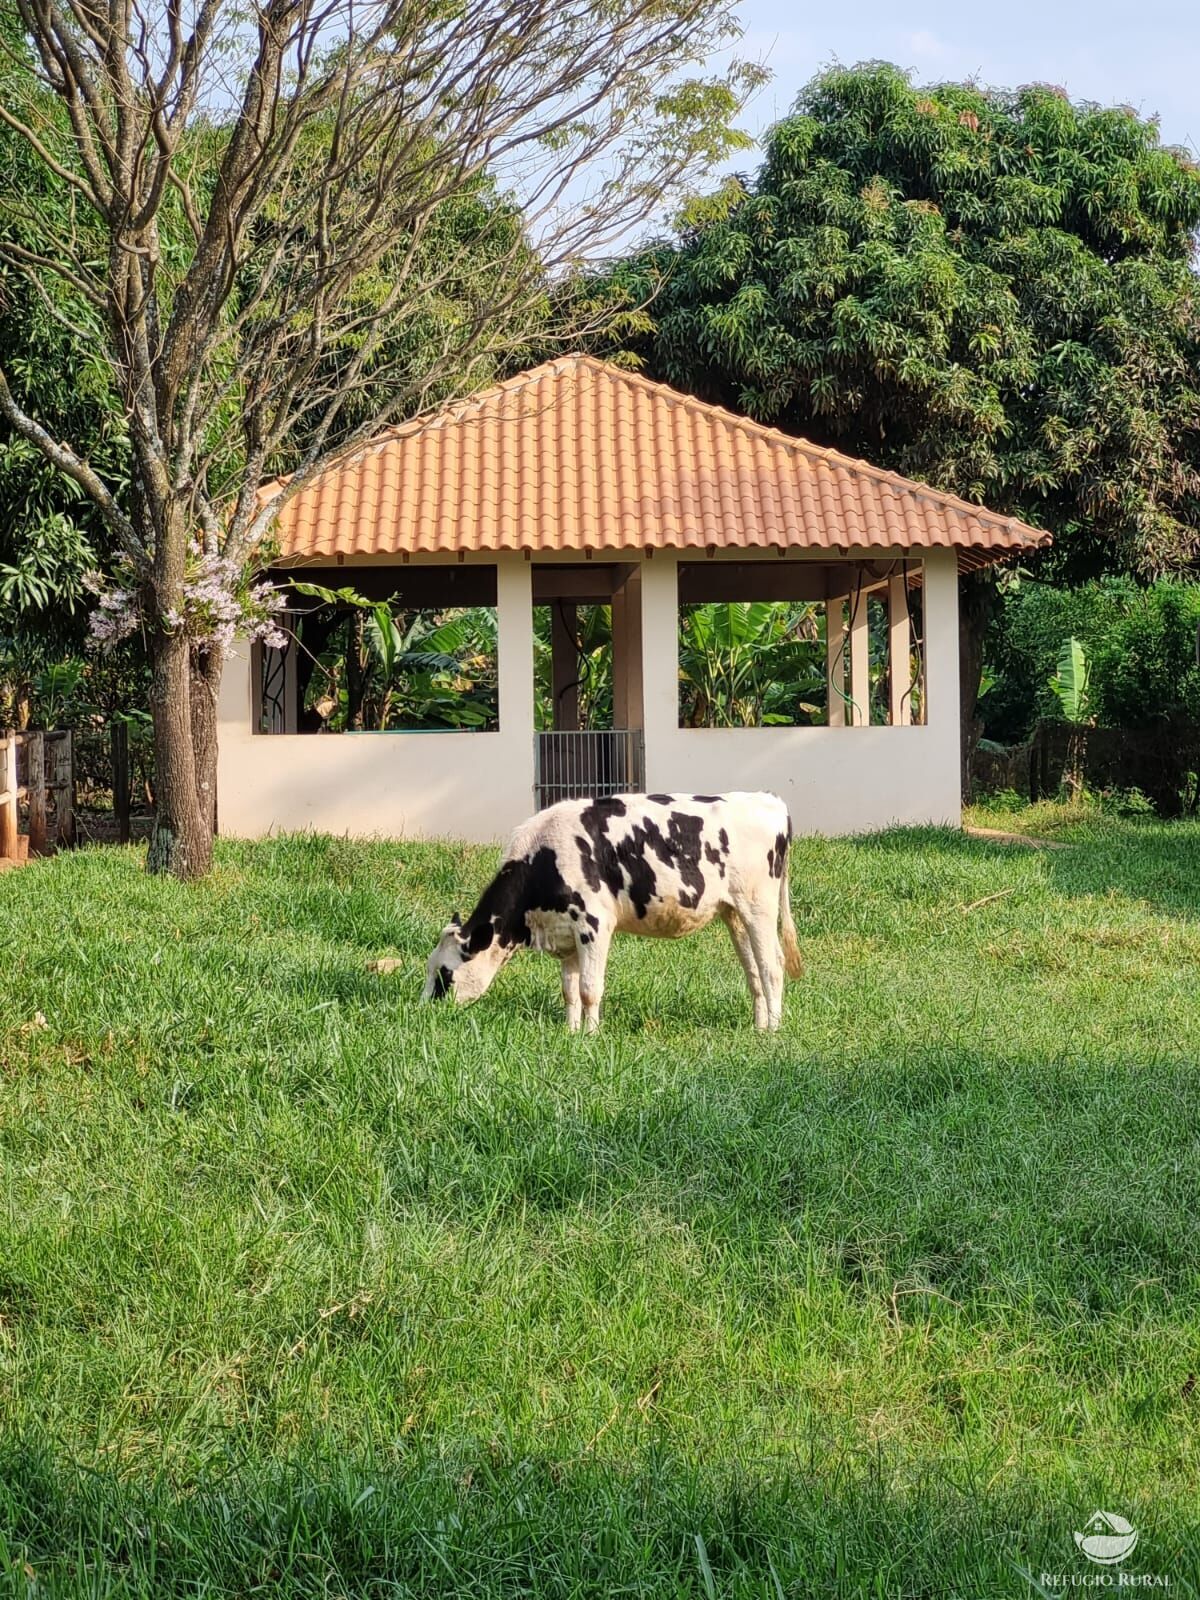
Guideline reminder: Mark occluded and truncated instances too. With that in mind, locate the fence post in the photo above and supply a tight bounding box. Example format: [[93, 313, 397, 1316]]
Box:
[[0, 731, 16, 859], [111, 721, 131, 844], [26, 731, 47, 855], [53, 732, 75, 847]]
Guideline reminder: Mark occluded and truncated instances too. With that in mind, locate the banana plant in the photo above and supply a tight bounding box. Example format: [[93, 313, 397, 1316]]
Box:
[[361, 606, 497, 729], [1049, 636, 1091, 724], [679, 602, 825, 727]]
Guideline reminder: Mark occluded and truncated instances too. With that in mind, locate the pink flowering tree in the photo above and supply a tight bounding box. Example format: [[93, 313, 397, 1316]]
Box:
[[0, 0, 759, 877]]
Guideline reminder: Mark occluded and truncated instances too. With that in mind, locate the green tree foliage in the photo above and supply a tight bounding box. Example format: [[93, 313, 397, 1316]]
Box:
[[679, 601, 826, 725], [0, 10, 126, 680], [598, 63, 1200, 579], [984, 577, 1200, 737], [1, 0, 758, 876]]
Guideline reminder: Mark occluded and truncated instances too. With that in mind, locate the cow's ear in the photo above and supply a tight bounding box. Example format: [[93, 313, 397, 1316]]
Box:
[[450, 911, 462, 927]]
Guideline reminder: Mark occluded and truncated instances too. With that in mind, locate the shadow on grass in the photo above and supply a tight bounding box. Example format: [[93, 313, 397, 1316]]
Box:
[[859, 822, 1200, 923], [0, 1435, 1193, 1598]]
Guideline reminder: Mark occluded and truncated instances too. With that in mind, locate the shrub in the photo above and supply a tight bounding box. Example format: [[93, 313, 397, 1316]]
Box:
[[983, 578, 1200, 739], [1089, 584, 1200, 727]]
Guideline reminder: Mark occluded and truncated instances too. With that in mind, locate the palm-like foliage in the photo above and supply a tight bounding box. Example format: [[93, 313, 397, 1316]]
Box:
[[679, 602, 826, 726]]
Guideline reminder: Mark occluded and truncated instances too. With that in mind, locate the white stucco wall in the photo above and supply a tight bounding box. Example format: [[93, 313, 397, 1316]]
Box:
[[216, 547, 962, 844], [216, 556, 535, 844], [639, 549, 962, 834]]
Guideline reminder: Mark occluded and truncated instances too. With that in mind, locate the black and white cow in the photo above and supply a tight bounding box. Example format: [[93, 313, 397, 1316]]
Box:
[[423, 791, 803, 1031]]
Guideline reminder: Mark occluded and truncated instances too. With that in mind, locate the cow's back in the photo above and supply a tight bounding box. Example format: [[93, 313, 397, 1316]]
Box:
[[504, 790, 790, 933]]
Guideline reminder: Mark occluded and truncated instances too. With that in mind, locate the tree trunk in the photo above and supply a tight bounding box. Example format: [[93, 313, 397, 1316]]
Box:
[[958, 572, 999, 803], [190, 646, 223, 837], [146, 627, 215, 879]]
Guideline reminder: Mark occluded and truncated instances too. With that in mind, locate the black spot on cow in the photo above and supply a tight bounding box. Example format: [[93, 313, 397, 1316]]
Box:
[[580, 931, 593, 945], [692, 794, 722, 803], [432, 964, 454, 1000], [574, 796, 713, 918], [580, 796, 627, 828], [646, 793, 674, 805], [655, 808, 707, 907], [703, 824, 731, 879], [767, 829, 789, 879], [578, 797, 657, 917], [575, 834, 601, 892], [585, 912, 599, 930], [461, 845, 579, 951]]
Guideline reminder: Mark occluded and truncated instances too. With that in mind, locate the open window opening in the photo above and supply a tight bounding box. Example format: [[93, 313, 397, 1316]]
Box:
[[679, 561, 925, 729], [534, 600, 613, 732], [678, 599, 828, 727], [256, 565, 498, 733]]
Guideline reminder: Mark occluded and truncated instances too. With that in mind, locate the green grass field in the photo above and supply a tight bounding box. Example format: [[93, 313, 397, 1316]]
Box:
[[1, 803, 1198, 1596]]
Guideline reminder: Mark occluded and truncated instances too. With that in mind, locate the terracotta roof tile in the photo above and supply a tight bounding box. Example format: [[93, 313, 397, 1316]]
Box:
[[264, 355, 1051, 567]]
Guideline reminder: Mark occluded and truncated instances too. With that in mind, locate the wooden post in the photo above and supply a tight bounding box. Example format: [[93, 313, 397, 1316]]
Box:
[[825, 598, 846, 728], [888, 573, 913, 727], [111, 721, 131, 844], [550, 601, 580, 731], [52, 732, 75, 846], [611, 567, 644, 731], [26, 731, 47, 855], [848, 585, 870, 727], [0, 731, 17, 860]]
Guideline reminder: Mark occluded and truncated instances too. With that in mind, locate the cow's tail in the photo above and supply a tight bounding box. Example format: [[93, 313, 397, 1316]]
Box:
[[778, 820, 804, 980]]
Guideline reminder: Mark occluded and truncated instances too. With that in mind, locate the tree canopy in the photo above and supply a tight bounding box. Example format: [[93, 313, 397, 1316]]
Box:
[[598, 63, 1200, 579], [0, 9, 125, 667], [0, 0, 758, 874]]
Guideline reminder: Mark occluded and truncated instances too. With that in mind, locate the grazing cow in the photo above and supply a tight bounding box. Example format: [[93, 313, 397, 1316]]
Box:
[[423, 791, 803, 1031]]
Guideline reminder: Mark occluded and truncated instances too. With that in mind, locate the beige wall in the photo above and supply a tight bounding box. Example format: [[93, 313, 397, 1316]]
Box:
[[640, 548, 962, 834], [217, 555, 534, 844], [217, 546, 962, 844]]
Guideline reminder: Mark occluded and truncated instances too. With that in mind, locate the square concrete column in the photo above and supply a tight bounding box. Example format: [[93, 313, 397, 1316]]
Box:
[[888, 573, 913, 727], [825, 597, 846, 728], [639, 555, 679, 763], [550, 602, 580, 730], [921, 549, 962, 825], [922, 550, 959, 735], [848, 587, 870, 727], [611, 566, 644, 731], [497, 555, 535, 754]]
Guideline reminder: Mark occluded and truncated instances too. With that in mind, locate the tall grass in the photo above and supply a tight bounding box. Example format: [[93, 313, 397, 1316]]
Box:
[[1, 808, 1198, 1594]]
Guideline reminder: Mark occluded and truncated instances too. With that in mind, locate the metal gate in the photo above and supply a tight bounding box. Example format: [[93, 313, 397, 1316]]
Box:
[[535, 729, 645, 810]]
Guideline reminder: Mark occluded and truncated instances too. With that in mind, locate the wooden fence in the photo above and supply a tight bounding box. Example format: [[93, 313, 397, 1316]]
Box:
[[0, 730, 75, 860], [973, 717, 1200, 816]]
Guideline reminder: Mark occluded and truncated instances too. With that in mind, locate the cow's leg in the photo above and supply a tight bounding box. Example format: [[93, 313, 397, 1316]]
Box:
[[745, 900, 785, 1031], [721, 908, 768, 1029], [560, 952, 582, 1032], [577, 926, 612, 1033]]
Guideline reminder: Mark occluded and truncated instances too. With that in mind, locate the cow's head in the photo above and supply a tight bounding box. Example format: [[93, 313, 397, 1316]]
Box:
[[422, 913, 509, 1005]]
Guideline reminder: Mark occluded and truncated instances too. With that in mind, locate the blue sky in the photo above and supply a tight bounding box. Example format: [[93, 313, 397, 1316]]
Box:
[[730, 0, 1199, 158]]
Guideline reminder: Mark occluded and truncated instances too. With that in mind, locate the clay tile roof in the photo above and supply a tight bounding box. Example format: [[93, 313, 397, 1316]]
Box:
[[265, 354, 1051, 569]]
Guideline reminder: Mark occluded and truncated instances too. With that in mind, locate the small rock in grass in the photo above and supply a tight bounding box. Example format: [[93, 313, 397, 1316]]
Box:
[[366, 957, 403, 976]]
